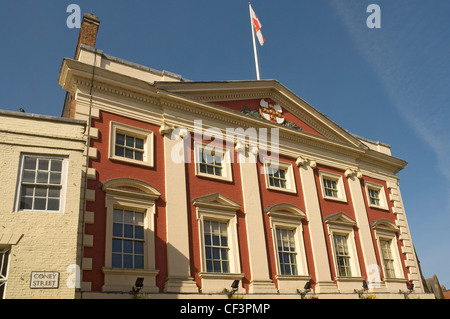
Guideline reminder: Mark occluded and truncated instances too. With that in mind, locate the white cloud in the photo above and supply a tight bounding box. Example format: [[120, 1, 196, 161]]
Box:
[[331, 0, 450, 188]]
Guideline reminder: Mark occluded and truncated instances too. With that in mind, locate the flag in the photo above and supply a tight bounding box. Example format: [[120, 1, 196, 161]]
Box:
[[250, 4, 265, 46]]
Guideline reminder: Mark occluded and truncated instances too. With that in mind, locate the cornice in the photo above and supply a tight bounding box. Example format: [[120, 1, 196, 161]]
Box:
[[59, 59, 406, 178]]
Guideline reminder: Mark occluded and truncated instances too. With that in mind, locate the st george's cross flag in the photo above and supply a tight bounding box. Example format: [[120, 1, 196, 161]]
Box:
[[249, 4, 265, 46]]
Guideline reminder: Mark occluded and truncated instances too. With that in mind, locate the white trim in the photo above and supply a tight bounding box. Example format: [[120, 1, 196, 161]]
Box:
[[324, 214, 362, 288], [109, 121, 154, 168], [372, 221, 405, 281], [193, 194, 242, 293], [15, 154, 68, 213], [102, 180, 160, 293], [319, 171, 347, 202], [193, 141, 233, 182], [265, 204, 310, 292], [262, 159, 297, 194], [364, 181, 389, 211]]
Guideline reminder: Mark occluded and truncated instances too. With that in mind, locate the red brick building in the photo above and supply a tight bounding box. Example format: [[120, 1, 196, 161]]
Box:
[[58, 14, 432, 299]]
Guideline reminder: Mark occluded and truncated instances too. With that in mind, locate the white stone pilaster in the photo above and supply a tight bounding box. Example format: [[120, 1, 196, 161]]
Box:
[[238, 146, 277, 294], [297, 158, 338, 293], [162, 128, 198, 293], [345, 169, 383, 290]]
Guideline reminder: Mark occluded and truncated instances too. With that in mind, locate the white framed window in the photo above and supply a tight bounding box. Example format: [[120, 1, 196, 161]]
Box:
[[319, 171, 347, 202], [364, 181, 388, 210], [15, 154, 68, 212], [112, 208, 145, 269], [380, 239, 396, 278], [0, 247, 10, 299], [194, 142, 233, 182], [324, 213, 362, 283], [371, 219, 405, 281], [265, 203, 310, 293], [102, 178, 161, 293], [276, 228, 298, 276], [192, 193, 244, 293], [333, 234, 353, 277], [109, 121, 154, 167], [263, 160, 297, 194], [203, 220, 230, 273]]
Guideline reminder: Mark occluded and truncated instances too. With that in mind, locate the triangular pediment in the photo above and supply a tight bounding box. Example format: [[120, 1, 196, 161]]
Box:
[[102, 178, 161, 200], [265, 203, 306, 220], [324, 212, 357, 226], [371, 219, 399, 232], [191, 193, 241, 212], [154, 80, 368, 150]]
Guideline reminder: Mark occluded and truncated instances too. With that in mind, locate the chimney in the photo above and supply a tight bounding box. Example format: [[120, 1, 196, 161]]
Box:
[[74, 13, 100, 60]]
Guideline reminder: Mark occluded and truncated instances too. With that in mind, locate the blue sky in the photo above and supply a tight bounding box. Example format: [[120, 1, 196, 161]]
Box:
[[1, 1, 449, 288]]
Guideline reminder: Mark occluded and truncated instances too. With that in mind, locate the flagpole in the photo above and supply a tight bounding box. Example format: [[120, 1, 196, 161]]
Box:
[[249, 2, 261, 80]]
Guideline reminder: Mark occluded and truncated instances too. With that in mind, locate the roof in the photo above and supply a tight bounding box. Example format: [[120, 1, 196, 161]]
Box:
[[0, 109, 86, 126]]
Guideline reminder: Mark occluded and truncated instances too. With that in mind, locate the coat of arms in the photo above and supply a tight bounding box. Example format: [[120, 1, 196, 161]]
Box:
[[258, 99, 285, 124]]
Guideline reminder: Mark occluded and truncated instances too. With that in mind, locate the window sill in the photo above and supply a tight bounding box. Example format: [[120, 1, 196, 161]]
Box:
[[368, 203, 390, 211], [323, 195, 347, 203], [196, 172, 233, 183], [267, 185, 297, 194], [109, 156, 153, 168]]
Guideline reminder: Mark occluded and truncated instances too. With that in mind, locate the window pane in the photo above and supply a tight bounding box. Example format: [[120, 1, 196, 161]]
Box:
[[113, 223, 122, 237], [21, 186, 34, 197], [135, 138, 144, 150], [206, 260, 213, 272], [50, 172, 61, 184], [24, 157, 36, 170], [212, 247, 220, 259], [126, 136, 134, 148], [134, 256, 144, 269], [34, 198, 46, 210], [205, 247, 212, 259], [35, 186, 47, 197], [123, 255, 133, 268], [124, 210, 134, 224], [134, 151, 143, 161], [123, 240, 133, 254], [116, 133, 125, 145], [112, 239, 122, 253], [20, 197, 32, 210], [134, 241, 144, 255], [135, 226, 144, 240], [51, 160, 62, 172], [115, 146, 124, 157], [204, 234, 211, 246], [123, 225, 133, 238], [112, 254, 122, 268], [47, 199, 59, 211], [22, 171, 35, 183], [125, 148, 134, 159], [222, 261, 228, 273], [36, 172, 49, 184], [113, 209, 123, 223], [48, 188, 60, 198], [38, 159, 49, 171]]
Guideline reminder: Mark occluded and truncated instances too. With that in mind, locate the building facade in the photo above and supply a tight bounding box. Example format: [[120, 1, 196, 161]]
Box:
[[0, 110, 86, 299], [57, 14, 432, 299]]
